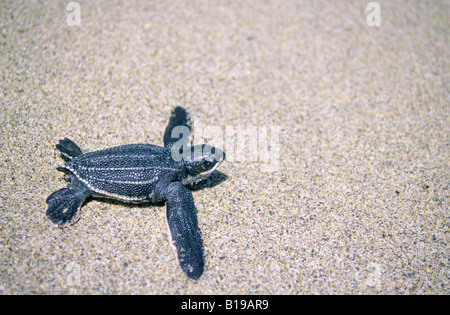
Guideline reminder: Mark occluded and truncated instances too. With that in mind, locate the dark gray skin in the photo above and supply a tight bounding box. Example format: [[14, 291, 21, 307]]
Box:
[[46, 107, 225, 280]]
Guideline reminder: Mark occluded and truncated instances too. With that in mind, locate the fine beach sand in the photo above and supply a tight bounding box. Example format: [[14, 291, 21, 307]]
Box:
[[0, 0, 448, 294]]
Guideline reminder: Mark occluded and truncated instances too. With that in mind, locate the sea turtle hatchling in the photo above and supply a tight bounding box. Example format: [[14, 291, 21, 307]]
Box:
[[46, 107, 226, 280]]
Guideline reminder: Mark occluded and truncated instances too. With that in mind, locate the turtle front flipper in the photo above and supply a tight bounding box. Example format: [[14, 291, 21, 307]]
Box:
[[163, 107, 192, 149], [46, 178, 90, 227], [165, 182, 204, 280], [56, 138, 83, 160]]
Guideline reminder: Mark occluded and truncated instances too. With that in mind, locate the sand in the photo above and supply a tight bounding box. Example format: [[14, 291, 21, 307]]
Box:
[[0, 0, 448, 294]]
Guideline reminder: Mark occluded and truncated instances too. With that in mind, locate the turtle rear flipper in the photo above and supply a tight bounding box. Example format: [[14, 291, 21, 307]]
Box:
[[46, 179, 90, 227], [165, 182, 204, 280], [56, 138, 83, 160]]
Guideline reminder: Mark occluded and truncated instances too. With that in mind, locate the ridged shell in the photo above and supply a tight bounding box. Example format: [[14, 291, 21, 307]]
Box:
[[62, 144, 183, 201]]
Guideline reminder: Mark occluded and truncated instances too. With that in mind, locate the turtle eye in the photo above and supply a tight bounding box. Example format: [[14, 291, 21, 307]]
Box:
[[202, 160, 215, 171]]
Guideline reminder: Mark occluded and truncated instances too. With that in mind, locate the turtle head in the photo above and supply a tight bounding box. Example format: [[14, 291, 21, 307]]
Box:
[[183, 144, 225, 185]]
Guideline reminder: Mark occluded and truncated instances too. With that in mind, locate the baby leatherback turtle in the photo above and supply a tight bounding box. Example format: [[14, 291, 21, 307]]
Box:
[[46, 107, 225, 280]]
